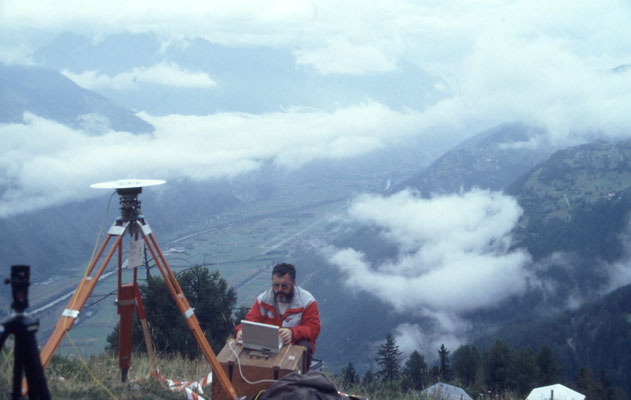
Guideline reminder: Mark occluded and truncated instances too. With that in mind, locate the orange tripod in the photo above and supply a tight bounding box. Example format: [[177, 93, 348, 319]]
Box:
[[38, 183, 239, 399]]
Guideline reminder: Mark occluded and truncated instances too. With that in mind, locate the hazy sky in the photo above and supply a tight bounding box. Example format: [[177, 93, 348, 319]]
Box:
[[3, 0, 631, 354], [2, 0, 631, 216]]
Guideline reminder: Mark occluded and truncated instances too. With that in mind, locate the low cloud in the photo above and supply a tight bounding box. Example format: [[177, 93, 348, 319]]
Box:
[[603, 222, 631, 293], [450, 33, 631, 146], [0, 103, 425, 218], [0, 44, 34, 66], [61, 62, 217, 90], [295, 38, 397, 75], [326, 189, 532, 326], [393, 322, 465, 362]]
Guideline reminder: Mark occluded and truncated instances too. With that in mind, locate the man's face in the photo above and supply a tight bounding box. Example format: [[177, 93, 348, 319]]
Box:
[[272, 273, 294, 303]]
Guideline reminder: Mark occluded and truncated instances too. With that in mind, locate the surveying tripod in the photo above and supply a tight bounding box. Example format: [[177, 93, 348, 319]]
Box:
[[38, 180, 239, 399], [1, 265, 50, 400]]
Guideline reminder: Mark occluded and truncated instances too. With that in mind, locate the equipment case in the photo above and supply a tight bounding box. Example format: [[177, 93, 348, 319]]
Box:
[[212, 339, 306, 400]]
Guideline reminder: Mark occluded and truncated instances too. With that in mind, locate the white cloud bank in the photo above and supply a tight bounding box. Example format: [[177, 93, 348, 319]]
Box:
[[295, 38, 397, 75], [325, 189, 533, 347], [327, 190, 531, 314], [392, 322, 464, 361], [3, 0, 631, 144], [0, 103, 424, 217], [61, 62, 216, 90]]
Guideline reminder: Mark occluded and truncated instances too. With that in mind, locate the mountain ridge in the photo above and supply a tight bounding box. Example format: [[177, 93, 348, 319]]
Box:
[[395, 122, 553, 195], [0, 63, 154, 134], [31, 31, 444, 115]]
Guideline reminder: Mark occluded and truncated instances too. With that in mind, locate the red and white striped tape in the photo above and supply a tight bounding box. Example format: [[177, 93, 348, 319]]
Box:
[[156, 370, 213, 400], [338, 391, 368, 400]]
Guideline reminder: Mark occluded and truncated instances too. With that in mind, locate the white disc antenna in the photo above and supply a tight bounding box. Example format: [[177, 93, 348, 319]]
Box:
[[90, 179, 166, 190]]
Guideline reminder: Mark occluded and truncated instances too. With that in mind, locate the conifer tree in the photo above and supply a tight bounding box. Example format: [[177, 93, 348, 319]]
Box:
[[106, 265, 236, 358], [438, 344, 451, 381], [513, 348, 538, 396], [536, 345, 559, 385], [376, 334, 402, 381], [362, 367, 376, 386], [485, 340, 513, 391], [576, 368, 609, 400], [452, 344, 482, 387], [339, 362, 360, 388], [401, 350, 428, 391]]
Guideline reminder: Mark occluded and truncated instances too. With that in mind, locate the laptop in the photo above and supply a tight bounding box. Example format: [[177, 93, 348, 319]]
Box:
[[240, 320, 283, 353]]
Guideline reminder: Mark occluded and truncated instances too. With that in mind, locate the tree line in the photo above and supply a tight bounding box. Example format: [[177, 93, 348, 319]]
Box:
[[337, 334, 628, 399]]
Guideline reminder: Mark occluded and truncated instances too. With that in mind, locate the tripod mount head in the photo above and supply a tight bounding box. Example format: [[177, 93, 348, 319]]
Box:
[[5, 264, 30, 314], [90, 179, 166, 223]]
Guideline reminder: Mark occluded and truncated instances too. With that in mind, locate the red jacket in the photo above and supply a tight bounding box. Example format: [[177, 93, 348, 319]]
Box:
[[236, 285, 321, 352]]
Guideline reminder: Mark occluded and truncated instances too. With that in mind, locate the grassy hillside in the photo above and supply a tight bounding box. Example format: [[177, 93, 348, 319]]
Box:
[[510, 139, 631, 225], [0, 352, 198, 399], [0, 351, 527, 400], [507, 139, 631, 299]]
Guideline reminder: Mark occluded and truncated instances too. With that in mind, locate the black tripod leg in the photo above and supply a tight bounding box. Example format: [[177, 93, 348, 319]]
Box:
[[19, 317, 50, 400], [11, 334, 25, 400], [0, 329, 8, 349], [0, 330, 9, 396], [4, 317, 50, 400]]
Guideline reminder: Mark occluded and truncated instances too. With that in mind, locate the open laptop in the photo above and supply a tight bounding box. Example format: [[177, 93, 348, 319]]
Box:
[[240, 320, 283, 353]]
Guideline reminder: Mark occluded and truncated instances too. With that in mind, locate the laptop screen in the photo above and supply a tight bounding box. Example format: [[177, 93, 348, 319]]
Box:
[[241, 320, 283, 353]]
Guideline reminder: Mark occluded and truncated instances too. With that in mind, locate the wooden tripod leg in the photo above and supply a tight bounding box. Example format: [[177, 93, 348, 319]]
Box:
[[117, 283, 136, 382], [140, 224, 238, 400], [134, 280, 157, 376], [40, 232, 126, 368]]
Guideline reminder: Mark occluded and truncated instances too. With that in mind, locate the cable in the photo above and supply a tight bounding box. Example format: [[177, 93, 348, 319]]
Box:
[[52, 193, 118, 398], [66, 331, 118, 400], [84, 289, 117, 310], [64, 190, 116, 331], [89, 190, 116, 269], [228, 340, 278, 385]]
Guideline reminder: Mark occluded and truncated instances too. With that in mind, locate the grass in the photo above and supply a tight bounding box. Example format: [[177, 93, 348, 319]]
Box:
[[1, 348, 530, 400], [0, 350, 211, 400]]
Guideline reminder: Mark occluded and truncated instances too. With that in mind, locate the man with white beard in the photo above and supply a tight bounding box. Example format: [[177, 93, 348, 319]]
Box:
[[235, 263, 321, 370]]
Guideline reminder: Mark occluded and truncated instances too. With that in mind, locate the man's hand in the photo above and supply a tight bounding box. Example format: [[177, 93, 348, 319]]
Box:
[[279, 328, 293, 344], [236, 329, 243, 342]]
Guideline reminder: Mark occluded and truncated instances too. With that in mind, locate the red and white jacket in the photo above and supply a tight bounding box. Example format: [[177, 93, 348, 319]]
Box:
[[236, 285, 321, 353]]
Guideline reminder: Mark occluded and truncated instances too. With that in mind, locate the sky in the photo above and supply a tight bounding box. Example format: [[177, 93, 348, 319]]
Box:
[[3, 0, 631, 356], [2, 0, 631, 216]]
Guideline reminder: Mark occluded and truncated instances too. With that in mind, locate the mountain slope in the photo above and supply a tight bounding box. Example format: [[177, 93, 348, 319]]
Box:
[[464, 139, 631, 394], [508, 139, 631, 269], [396, 122, 553, 195], [0, 64, 154, 134], [301, 122, 559, 371], [305, 135, 631, 382], [487, 283, 631, 395]]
